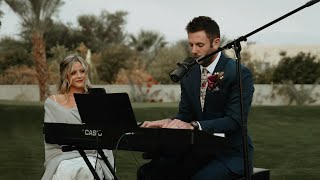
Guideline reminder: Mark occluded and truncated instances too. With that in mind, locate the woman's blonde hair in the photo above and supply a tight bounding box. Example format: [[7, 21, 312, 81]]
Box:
[[58, 54, 91, 94]]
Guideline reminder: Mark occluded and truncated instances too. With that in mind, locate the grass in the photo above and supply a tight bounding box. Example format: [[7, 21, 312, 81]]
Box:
[[249, 106, 320, 180], [0, 100, 319, 180], [0, 100, 44, 180]]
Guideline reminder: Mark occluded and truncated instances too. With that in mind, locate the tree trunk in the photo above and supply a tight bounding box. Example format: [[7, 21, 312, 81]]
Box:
[[32, 31, 49, 101]]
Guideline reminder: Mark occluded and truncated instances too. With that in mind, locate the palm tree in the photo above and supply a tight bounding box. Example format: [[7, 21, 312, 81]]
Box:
[[129, 30, 167, 53], [129, 30, 167, 69], [5, 0, 64, 101]]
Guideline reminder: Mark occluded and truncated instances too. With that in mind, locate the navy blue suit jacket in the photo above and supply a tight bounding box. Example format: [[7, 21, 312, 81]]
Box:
[[175, 53, 254, 175]]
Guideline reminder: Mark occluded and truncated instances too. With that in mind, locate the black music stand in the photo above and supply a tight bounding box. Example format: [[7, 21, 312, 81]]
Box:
[[62, 88, 120, 180]]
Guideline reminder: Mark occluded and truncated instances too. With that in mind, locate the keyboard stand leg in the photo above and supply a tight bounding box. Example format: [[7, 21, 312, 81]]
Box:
[[78, 148, 102, 180], [97, 149, 120, 180]]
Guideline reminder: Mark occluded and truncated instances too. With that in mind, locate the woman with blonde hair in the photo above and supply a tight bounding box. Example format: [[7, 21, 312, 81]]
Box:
[[41, 54, 114, 180]]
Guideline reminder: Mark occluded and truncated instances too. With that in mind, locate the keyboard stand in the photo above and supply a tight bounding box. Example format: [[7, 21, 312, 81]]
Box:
[[62, 145, 119, 180]]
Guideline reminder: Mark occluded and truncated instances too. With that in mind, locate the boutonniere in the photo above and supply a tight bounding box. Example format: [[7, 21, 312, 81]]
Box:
[[207, 72, 224, 92]]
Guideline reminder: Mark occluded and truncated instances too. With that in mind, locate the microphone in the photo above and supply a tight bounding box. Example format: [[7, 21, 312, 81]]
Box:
[[169, 57, 196, 82]]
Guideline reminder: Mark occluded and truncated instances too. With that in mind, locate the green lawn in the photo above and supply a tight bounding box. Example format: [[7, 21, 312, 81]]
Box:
[[249, 106, 320, 180], [0, 100, 319, 180]]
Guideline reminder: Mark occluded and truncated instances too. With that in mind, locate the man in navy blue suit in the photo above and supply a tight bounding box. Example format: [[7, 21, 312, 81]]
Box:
[[138, 16, 254, 180]]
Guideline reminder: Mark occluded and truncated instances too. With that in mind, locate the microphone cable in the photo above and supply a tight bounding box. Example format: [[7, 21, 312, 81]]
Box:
[[123, 134, 143, 169], [94, 131, 99, 174], [114, 131, 144, 173]]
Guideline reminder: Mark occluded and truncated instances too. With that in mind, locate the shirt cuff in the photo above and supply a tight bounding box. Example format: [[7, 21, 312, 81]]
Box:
[[196, 121, 202, 130]]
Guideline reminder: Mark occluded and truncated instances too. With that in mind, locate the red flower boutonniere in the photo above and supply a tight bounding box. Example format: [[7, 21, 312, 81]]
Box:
[[207, 72, 224, 92]]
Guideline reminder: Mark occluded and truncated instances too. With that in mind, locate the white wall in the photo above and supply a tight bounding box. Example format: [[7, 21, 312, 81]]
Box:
[[1, 84, 319, 105]]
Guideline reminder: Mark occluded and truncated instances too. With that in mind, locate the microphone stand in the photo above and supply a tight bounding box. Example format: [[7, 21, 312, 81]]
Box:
[[173, 1, 320, 180]]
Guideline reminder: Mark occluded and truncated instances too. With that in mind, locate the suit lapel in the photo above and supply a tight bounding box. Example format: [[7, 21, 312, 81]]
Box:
[[188, 64, 202, 112], [187, 54, 229, 120], [202, 54, 228, 118], [213, 53, 228, 73]]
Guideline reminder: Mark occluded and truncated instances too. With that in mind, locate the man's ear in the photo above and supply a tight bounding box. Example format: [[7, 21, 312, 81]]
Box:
[[212, 37, 220, 49]]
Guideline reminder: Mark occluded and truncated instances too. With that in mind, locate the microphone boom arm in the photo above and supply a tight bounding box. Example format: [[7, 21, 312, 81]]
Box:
[[195, 0, 320, 65]]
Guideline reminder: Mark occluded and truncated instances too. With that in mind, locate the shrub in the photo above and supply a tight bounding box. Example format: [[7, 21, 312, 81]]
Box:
[[272, 52, 320, 84]]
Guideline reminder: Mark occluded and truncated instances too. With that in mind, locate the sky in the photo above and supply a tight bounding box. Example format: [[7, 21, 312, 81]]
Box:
[[0, 0, 319, 45]]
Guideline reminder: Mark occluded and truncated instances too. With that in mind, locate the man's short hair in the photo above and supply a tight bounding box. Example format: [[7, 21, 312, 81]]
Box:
[[185, 16, 220, 43]]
